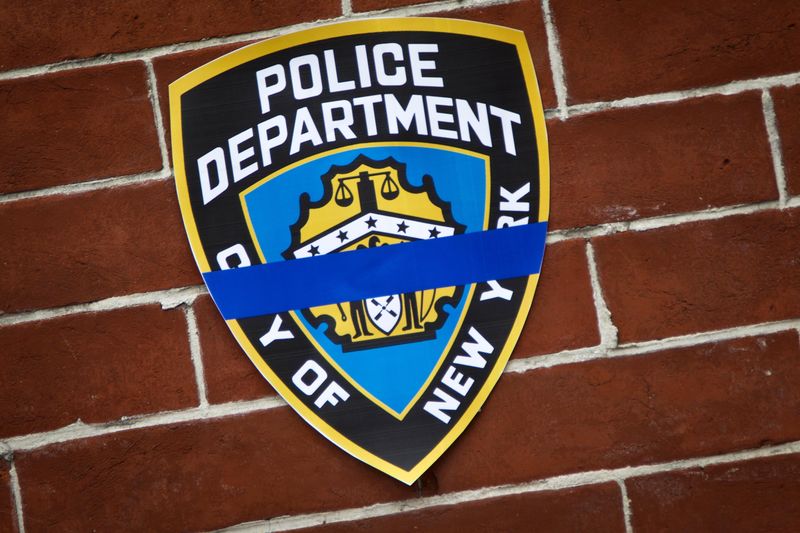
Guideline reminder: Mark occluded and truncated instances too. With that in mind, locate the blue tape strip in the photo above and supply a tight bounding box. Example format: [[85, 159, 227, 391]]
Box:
[[203, 221, 547, 320]]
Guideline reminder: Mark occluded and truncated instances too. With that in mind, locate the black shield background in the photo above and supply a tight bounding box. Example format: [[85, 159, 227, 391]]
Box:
[[170, 18, 549, 484]]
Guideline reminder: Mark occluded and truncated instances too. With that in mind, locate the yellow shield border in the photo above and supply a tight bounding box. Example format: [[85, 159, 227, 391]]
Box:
[[170, 17, 549, 484]]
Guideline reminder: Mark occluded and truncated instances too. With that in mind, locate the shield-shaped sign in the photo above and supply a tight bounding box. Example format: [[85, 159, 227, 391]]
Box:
[[170, 18, 549, 484]]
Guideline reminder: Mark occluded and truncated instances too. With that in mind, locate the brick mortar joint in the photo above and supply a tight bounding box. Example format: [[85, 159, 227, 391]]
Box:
[[341, 0, 353, 16], [0, 285, 207, 328], [3, 70, 799, 205], [2, 65, 800, 206], [0, 169, 171, 205], [585, 241, 619, 348], [8, 460, 26, 533], [3, 317, 798, 454], [0, 0, 517, 82], [0, 196, 795, 329], [222, 439, 800, 532], [145, 59, 171, 175], [540, 0, 569, 118], [761, 90, 790, 206], [507, 317, 800, 372], [2, 396, 287, 453], [183, 305, 210, 408], [566, 71, 800, 117], [545, 198, 791, 244], [616, 479, 634, 533]]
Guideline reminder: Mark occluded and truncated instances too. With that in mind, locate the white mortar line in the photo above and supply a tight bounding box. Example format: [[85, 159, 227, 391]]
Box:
[[546, 199, 782, 244], [0, 0, 513, 83], [585, 242, 618, 347], [0, 285, 205, 327], [0, 22, 327, 82], [0, 170, 169, 205], [612, 318, 800, 356], [505, 345, 602, 373], [220, 440, 800, 532], [617, 480, 634, 533], [2, 397, 285, 453], [566, 71, 800, 117], [540, 0, 569, 118], [543, 108, 560, 120], [184, 306, 210, 407], [1, 310, 793, 455], [341, 0, 353, 17], [507, 317, 800, 374], [0, 8, 797, 208], [761, 90, 790, 206], [8, 460, 26, 533], [145, 59, 172, 174], [2, 201, 786, 327]]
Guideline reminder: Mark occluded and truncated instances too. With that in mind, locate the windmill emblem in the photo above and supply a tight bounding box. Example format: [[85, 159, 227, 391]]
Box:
[[283, 155, 465, 351]]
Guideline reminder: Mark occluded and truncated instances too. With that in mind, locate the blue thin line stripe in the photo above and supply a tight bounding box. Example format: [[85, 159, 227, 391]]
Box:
[[203, 222, 547, 320]]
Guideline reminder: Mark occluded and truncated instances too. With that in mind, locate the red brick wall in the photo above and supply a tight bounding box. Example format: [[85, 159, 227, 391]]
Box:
[[2, 1, 799, 531]]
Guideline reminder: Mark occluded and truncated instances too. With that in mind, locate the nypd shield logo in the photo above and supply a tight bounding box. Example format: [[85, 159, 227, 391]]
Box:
[[170, 18, 549, 484]]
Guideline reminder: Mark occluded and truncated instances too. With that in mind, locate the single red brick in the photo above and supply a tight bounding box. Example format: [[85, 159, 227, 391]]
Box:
[[553, 0, 800, 103], [0, 463, 17, 533], [549, 93, 778, 230], [628, 453, 800, 532], [352, 0, 436, 12], [772, 85, 800, 196], [16, 409, 420, 533], [0, 305, 197, 439], [153, 43, 251, 161], [0, 0, 341, 71], [194, 294, 275, 404], [0, 63, 161, 194], [0, 180, 201, 313], [297, 483, 626, 533], [513, 239, 600, 358], [432, 331, 800, 491], [432, 0, 556, 109], [592, 208, 800, 343]]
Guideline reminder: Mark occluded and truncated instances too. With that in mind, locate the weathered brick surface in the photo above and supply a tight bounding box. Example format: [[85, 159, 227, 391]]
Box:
[[153, 43, 249, 160], [513, 240, 600, 358], [772, 85, 800, 196], [432, 332, 800, 491], [0, 63, 161, 194], [0, 180, 200, 313], [5, 3, 800, 530], [628, 453, 800, 532], [194, 294, 275, 404], [15, 332, 799, 531], [549, 93, 777, 230], [592, 208, 800, 343], [0, 463, 17, 533], [15, 409, 418, 533], [297, 483, 626, 532], [432, 0, 556, 109], [0, 306, 197, 439], [0, 0, 341, 71], [553, 0, 800, 103]]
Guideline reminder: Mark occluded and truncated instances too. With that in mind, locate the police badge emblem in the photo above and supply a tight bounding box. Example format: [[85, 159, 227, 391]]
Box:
[[170, 18, 549, 484]]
